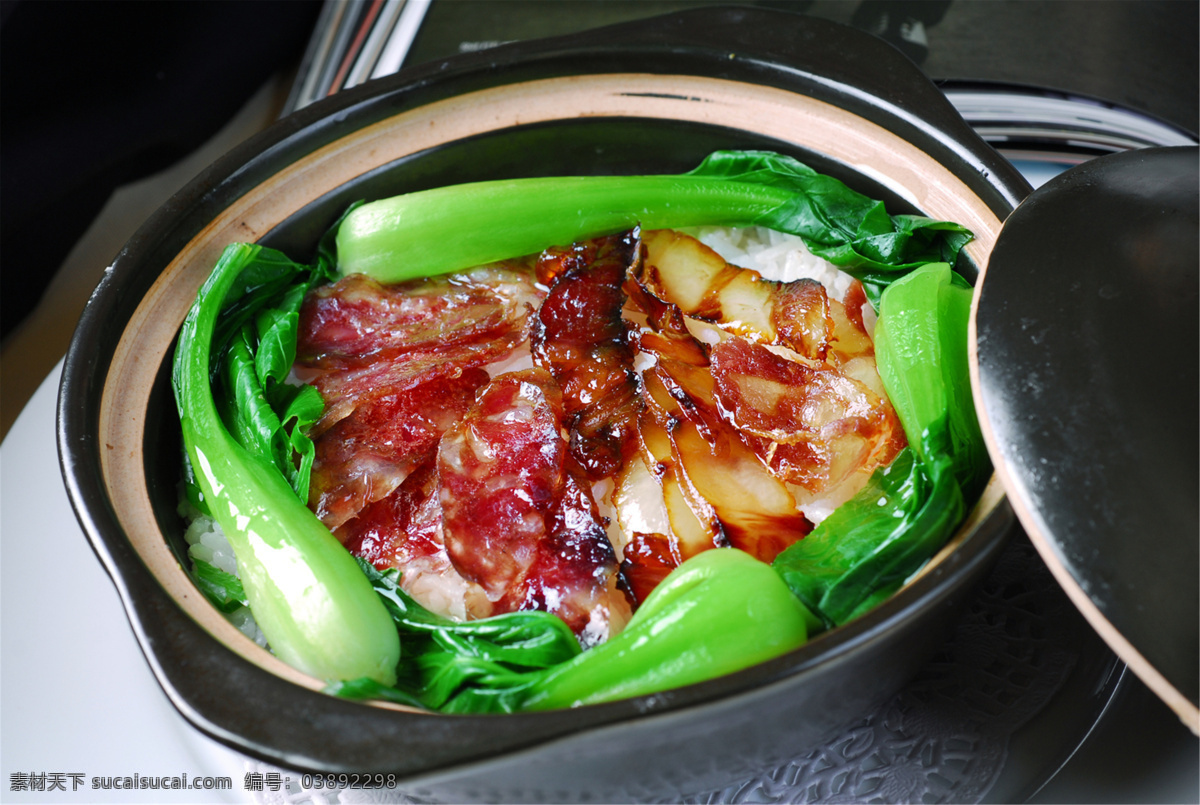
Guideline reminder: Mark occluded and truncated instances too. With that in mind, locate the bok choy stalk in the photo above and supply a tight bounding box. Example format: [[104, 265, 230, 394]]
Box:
[[173, 242, 401, 685], [337, 150, 972, 304], [520, 548, 812, 711], [772, 262, 988, 627], [873, 263, 989, 502]]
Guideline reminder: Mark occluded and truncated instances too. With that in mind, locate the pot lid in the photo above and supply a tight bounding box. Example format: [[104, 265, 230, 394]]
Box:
[[972, 146, 1199, 733]]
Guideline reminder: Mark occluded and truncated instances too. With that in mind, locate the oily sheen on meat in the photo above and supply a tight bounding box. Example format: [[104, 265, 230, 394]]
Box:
[[293, 227, 905, 643], [296, 261, 631, 643]]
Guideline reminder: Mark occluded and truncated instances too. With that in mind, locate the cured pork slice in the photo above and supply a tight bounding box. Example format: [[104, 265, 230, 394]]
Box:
[[295, 268, 540, 528], [298, 268, 540, 370], [620, 401, 725, 604], [709, 337, 906, 493], [531, 231, 642, 480], [617, 267, 811, 599], [338, 455, 443, 570], [643, 363, 813, 563], [638, 229, 880, 368], [633, 228, 903, 496], [640, 229, 835, 360], [437, 368, 630, 644], [335, 455, 490, 622], [831, 279, 875, 363], [308, 368, 489, 529], [297, 268, 541, 434], [611, 453, 690, 605]]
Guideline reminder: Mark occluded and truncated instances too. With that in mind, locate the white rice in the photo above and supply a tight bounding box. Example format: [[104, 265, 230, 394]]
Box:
[[179, 494, 268, 647]]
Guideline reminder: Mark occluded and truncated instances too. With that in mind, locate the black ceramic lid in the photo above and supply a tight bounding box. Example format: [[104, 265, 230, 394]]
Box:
[[972, 146, 1199, 733]]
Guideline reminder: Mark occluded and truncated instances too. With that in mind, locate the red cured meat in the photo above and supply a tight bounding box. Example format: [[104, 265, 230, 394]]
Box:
[[337, 454, 444, 570], [298, 270, 538, 370], [531, 231, 642, 480], [308, 367, 489, 529], [621, 269, 810, 592], [297, 269, 540, 434], [709, 337, 906, 493], [437, 369, 628, 642], [621, 531, 680, 606], [645, 361, 812, 563], [296, 267, 540, 528], [772, 279, 834, 360], [336, 454, 494, 622]]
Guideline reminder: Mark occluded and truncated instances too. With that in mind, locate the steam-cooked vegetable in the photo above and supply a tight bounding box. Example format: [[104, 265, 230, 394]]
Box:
[[174, 243, 401, 685], [772, 262, 988, 627], [873, 262, 989, 500], [522, 548, 813, 710], [336, 150, 972, 302], [327, 558, 583, 712], [332, 549, 814, 712], [190, 557, 248, 614]]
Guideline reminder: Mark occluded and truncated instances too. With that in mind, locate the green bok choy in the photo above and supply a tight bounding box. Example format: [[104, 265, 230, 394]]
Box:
[[772, 262, 989, 627], [331, 548, 812, 713], [337, 150, 972, 305], [174, 243, 400, 685]]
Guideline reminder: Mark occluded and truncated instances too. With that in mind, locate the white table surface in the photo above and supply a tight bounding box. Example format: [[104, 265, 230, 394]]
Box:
[[0, 363, 248, 803]]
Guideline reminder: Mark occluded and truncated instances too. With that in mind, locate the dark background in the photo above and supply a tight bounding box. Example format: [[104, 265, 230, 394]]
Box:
[[0, 0, 323, 341], [2, 0, 1196, 343]]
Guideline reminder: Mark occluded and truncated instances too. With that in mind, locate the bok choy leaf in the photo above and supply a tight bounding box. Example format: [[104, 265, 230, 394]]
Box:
[[190, 557, 248, 614], [327, 559, 583, 713]]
